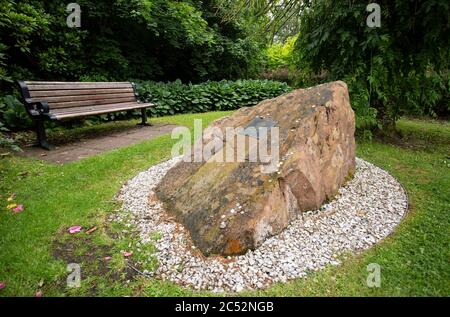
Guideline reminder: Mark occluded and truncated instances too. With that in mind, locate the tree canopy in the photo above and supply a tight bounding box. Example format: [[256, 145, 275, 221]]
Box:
[[0, 0, 267, 87], [217, 0, 450, 127], [294, 0, 450, 127]]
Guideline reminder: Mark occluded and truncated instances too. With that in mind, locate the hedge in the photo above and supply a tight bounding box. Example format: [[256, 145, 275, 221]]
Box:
[[136, 79, 292, 117]]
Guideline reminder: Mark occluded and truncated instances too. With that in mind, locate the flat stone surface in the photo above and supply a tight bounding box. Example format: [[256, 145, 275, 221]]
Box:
[[19, 123, 178, 164]]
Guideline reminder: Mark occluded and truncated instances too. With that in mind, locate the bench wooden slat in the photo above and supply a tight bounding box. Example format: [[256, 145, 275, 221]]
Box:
[[47, 96, 137, 109], [52, 102, 152, 120], [51, 102, 149, 114], [25, 81, 130, 85], [28, 83, 133, 91], [29, 88, 135, 98], [51, 102, 146, 115], [32, 92, 136, 104]]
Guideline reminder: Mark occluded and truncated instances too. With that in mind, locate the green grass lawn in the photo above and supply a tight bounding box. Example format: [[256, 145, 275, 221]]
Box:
[[0, 112, 449, 296]]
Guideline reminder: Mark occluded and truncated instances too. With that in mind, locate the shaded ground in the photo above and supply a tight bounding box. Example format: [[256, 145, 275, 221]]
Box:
[[19, 123, 179, 164]]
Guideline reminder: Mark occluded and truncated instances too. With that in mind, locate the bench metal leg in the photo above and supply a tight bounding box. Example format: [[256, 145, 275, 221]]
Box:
[[36, 119, 55, 150], [137, 108, 151, 126]]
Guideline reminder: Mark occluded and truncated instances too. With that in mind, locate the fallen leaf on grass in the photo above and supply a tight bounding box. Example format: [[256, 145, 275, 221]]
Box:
[[122, 251, 133, 257], [6, 203, 17, 209], [68, 226, 82, 234], [17, 171, 29, 177], [12, 205, 24, 214], [35, 291, 43, 297], [86, 226, 98, 235], [7, 193, 16, 202], [0, 282, 5, 290], [103, 256, 112, 261]]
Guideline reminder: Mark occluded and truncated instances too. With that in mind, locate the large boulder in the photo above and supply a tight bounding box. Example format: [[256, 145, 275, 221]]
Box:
[[155, 81, 355, 256]]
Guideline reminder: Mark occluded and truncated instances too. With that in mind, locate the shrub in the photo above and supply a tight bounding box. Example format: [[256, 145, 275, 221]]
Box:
[[0, 94, 33, 130], [265, 35, 297, 70], [0, 132, 21, 152], [136, 79, 292, 117]]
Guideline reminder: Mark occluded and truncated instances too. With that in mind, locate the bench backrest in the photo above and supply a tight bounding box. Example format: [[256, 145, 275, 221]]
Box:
[[18, 81, 138, 111]]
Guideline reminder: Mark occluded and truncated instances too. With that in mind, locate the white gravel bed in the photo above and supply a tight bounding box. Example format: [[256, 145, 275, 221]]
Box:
[[112, 157, 408, 292]]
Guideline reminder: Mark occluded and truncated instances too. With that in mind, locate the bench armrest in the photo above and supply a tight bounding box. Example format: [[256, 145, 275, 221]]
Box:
[[17, 81, 50, 117], [35, 101, 50, 114], [23, 100, 49, 117], [131, 82, 140, 103]]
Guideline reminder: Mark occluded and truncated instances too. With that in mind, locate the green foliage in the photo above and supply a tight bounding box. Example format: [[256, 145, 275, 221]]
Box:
[[215, 0, 305, 43], [136, 79, 292, 116], [0, 0, 267, 90], [0, 94, 32, 130], [265, 35, 297, 70], [0, 133, 21, 152], [0, 94, 31, 151], [261, 34, 300, 84], [293, 0, 450, 129]]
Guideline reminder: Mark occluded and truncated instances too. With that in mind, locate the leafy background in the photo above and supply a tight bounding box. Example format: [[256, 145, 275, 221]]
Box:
[[0, 0, 449, 148], [137, 79, 291, 116]]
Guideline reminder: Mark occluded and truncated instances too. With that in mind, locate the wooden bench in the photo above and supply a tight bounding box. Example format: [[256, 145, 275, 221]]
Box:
[[17, 81, 154, 150]]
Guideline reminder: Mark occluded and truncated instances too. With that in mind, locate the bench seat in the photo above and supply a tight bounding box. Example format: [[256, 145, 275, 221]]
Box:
[[48, 101, 152, 120]]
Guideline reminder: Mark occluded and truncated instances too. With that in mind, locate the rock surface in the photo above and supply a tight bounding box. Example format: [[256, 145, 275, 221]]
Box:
[[156, 81, 356, 256]]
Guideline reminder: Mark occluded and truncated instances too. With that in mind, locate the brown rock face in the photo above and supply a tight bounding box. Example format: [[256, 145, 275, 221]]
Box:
[[155, 81, 356, 256]]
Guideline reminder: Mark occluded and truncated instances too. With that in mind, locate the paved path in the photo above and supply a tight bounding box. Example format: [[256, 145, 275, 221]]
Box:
[[20, 123, 178, 164]]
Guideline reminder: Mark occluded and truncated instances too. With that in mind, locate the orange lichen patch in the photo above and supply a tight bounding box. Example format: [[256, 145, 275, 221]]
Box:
[[224, 239, 243, 255]]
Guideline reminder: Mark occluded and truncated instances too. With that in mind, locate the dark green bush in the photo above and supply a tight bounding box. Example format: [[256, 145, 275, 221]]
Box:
[[136, 79, 292, 117], [0, 94, 32, 130], [0, 95, 30, 151]]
